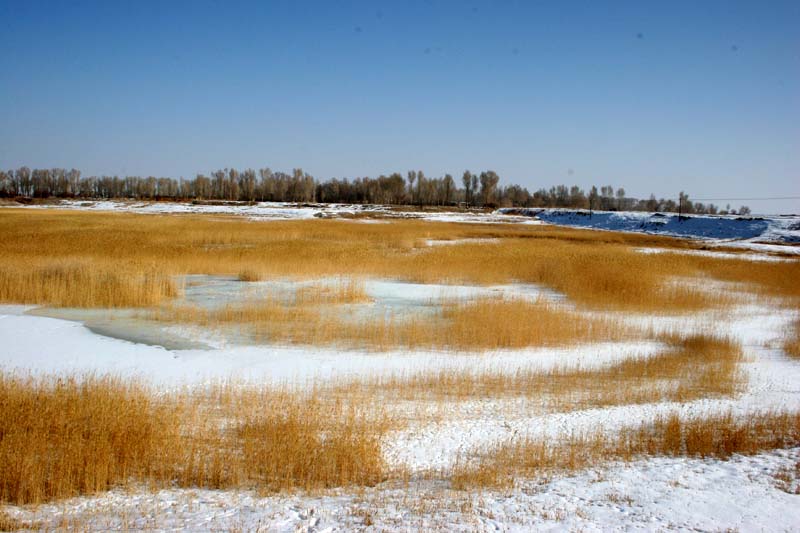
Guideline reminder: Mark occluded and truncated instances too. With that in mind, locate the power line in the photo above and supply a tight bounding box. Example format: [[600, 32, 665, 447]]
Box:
[[690, 196, 800, 202]]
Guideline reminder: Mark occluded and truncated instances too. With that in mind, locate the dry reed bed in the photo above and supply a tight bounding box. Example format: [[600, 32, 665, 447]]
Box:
[[330, 334, 743, 410], [452, 410, 800, 489], [0, 374, 387, 505], [154, 296, 633, 350], [2, 209, 797, 313], [2, 371, 794, 505], [0, 259, 179, 308], [0, 335, 773, 507], [0, 510, 34, 531], [785, 319, 800, 359]]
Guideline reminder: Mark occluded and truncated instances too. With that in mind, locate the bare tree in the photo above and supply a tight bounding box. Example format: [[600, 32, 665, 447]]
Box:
[[462, 171, 473, 206], [479, 170, 500, 207]]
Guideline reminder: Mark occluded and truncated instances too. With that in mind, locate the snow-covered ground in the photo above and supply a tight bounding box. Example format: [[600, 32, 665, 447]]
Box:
[[1, 203, 798, 529], [3, 199, 540, 225], [6, 449, 800, 531], [2, 269, 799, 530]]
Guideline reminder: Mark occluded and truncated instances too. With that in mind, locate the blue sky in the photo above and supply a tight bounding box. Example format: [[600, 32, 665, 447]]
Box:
[[1, 0, 798, 212]]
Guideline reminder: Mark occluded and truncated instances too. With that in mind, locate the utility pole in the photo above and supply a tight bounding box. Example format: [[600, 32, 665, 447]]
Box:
[[678, 194, 682, 221]]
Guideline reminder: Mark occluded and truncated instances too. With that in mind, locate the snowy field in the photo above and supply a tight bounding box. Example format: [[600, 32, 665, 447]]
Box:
[[1, 204, 799, 531], [3, 276, 800, 530], [7, 450, 800, 531]]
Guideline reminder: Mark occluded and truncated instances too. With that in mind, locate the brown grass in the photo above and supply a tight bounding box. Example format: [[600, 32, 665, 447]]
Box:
[[2, 209, 794, 312], [0, 510, 38, 531], [0, 374, 387, 505], [0, 259, 178, 308], [0, 374, 177, 504], [0, 332, 770, 507], [294, 279, 372, 305], [237, 268, 263, 282], [155, 296, 632, 350], [784, 319, 800, 359], [452, 410, 800, 489], [333, 334, 743, 408], [773, 459, 800, 494]]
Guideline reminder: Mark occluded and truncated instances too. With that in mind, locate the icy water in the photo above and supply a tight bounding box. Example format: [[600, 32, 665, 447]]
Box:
[[27, 276, 563, 349]]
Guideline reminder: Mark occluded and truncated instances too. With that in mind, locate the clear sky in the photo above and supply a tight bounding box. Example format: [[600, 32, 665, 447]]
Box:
[[1, 0, 798, 213]]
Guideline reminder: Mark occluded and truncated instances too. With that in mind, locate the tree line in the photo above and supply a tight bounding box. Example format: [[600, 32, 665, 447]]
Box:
[[0, 166, 750, 215]]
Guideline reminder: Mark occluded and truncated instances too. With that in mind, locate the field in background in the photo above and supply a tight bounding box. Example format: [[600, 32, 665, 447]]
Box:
[[1, 209, 798, 316]]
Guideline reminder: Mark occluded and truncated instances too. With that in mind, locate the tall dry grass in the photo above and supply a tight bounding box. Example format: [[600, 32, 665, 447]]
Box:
[[0, 334, 767, 506], [3, 209, 794, 312], [155, 296, 632, 350], [0, 374, 177, 504], [294, 279, 372, 305], [785, 319, 800, 359], [0, 374, 387, 505], [0, 260, 178, 308], [332, 334, 743, 408], [452, 410, 800, 489], [0, 510, 36, 531]]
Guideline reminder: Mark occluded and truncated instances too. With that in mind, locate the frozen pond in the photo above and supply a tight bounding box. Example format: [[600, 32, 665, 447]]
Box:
[[27, 276, 565, 350]]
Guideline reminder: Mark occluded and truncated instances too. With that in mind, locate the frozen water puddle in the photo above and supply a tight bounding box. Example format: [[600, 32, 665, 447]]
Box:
[[25, 276, 565, 351]]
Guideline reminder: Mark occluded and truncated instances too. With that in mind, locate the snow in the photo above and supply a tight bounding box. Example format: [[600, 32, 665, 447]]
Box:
[[4, 199, 540, 225], [1, 243, 799, 529], [633, 246, 795, 262], [3, 270, 800, 531], [6, 449, 800, 531], [0, 304, 655, 386]]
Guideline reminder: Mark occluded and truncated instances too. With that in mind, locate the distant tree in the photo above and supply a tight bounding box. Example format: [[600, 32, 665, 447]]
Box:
[[407, 171, 416, 204], [415, 170, 425, 206], [678, 191, 691, 215], [646, 194, 658, 212], [0, 170, 9, 196], [615, 187, 626, 210], [569, 186, 587, 208], [552, 185, 569, 207], [5, 162, 739, 214], [52, 168, 66, 197], [462, 171, 473, 206], [258, 168, 273, 201], [471, 174, 479, 203], [212, 170, 225, 199], [599, 185, 614, 210], [66, 169, 81, 197], [226, 169, 240, 201], [16, 167, 32, 196], [442, 174, 455, 205], [479, 171, 500, 207], [195, 174, 211, 199], [240, 169, 257, 201]]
